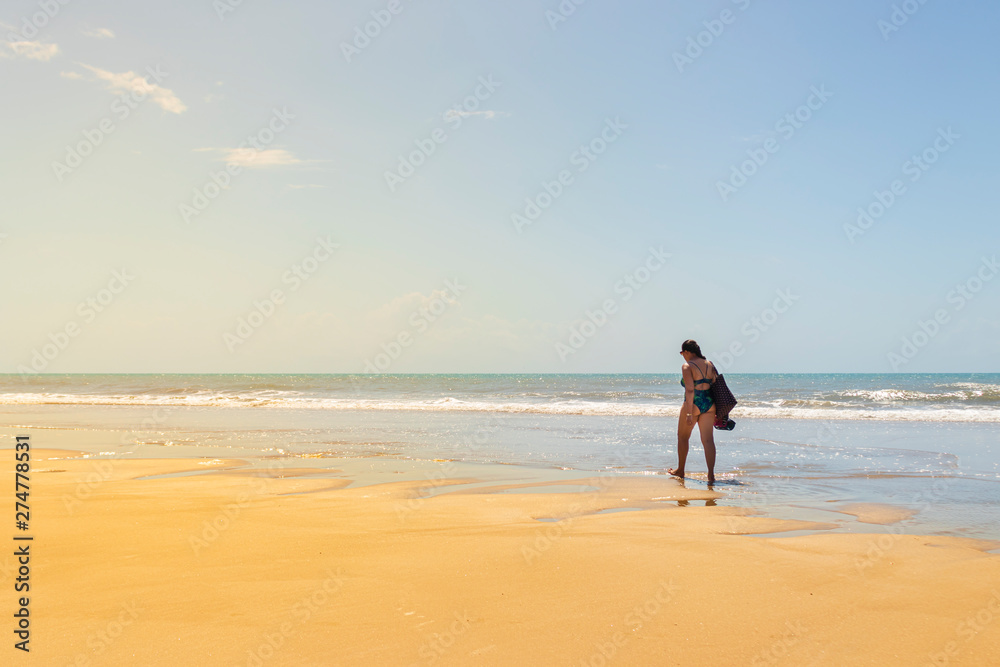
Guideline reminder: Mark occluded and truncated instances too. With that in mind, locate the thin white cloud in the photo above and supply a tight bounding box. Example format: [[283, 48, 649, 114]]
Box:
[[60, 70, 83, 79], [194, 146, 314, 168], [443, 109, 508, 121], [4, 41, 59, 61], [224, 148, 302, 168], [78, 64, 186, 113], [83, 27, 115, 39]]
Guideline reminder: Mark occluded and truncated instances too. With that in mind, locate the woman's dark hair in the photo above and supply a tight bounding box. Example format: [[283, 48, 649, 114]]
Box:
[[681, 339, 706, 359]]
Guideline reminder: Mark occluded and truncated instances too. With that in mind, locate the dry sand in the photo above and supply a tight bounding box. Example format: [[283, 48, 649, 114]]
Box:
[[7, 449, 1000, 666]]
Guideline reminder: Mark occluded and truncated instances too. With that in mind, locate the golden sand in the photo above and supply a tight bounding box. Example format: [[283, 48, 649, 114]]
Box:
[[831, 502, 919, 525], [7, 449, 1000, 666]]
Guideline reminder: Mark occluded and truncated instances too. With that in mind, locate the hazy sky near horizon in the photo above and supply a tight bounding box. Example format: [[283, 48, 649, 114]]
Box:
[[2, 0, 998, 374]]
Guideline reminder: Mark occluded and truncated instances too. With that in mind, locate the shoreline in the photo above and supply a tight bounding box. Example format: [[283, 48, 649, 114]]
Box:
[[4, 414, 1000, 542], [10, 447, 1000, 665]]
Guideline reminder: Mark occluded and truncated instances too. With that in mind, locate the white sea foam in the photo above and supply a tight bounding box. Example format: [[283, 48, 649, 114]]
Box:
[[1, 392, 998, 422]]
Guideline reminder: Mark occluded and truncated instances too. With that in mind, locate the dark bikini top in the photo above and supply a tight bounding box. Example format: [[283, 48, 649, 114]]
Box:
[[680, 361, 714, 388]]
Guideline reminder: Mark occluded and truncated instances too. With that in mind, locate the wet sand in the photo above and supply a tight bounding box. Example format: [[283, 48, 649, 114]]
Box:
[[8, 447, 1000, 666]]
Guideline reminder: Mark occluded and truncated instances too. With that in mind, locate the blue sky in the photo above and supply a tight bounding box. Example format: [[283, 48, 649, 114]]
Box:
[[1, 0, 998, 373]]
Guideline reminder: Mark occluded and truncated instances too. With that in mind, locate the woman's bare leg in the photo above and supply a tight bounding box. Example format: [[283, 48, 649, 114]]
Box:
[[697, 411, 717, 483], [670, 407, 696, 478]]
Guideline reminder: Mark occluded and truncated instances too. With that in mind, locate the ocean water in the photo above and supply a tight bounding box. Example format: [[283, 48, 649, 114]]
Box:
[[2, 374, 999, 539], [2, 373, 998, 421]]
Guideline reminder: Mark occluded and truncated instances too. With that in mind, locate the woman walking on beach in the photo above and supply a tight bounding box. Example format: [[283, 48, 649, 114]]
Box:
[[669, 339, 717, 483]]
